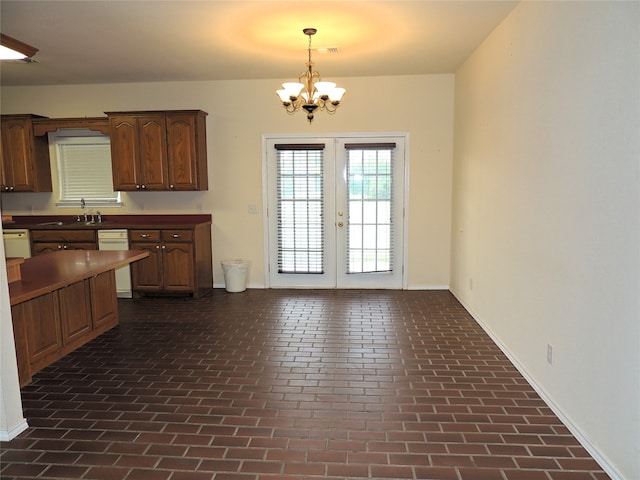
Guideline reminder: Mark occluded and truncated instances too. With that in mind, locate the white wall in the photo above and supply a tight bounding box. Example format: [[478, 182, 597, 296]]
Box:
[[0, 74, 454, 289], [0, 223, 29, 441], [451, 2, 640, 478]]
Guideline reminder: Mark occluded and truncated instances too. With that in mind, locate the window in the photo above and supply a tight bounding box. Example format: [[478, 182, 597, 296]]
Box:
[[275, 144, 325, 274], [344, 143, 395, 274], [50, 129, 121, 207]]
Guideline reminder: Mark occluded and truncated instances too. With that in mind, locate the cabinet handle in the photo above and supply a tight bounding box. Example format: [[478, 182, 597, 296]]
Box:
[[136, 184, 141, 189], [140, 233, 150, 238], [155, 245, 160, 249], [141, 184, 147, 190], [170, 184, 174, 189], [162, 245, 166, 249], [171, 233, 181, 238], [63, 245, 68, 250], [58, 244, 63, 250]]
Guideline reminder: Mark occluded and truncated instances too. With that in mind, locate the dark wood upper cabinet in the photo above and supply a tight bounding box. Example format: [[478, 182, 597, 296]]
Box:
[[106, 110, 208, 191], [0, 114, 52, 192]]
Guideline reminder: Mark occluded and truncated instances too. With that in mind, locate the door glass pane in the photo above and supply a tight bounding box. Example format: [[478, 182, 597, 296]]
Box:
[[346, 148, 393, 274], [277, 149, 324, 273]]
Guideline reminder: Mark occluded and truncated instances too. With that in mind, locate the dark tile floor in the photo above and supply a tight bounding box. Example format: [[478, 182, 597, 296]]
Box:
[[1, 289, 610, 480]]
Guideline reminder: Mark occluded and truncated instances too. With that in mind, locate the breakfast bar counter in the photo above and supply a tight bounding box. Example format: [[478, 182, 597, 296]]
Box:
[[9, 250, 148, 305], [9, 250, 149, 386]]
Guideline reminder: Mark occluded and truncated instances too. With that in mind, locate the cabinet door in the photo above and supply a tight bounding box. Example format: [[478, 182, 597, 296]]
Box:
[[91, 270, 118, 330], [167, 112, 208, 191], [0, 117, 35, 191], [138, 115, 168, 190], [109, 116, 140, 191], [130, 241, 163, 291], [163, 242, 194, 291], [167, 113, 197, 190], [10, 303, 32, 386], [22, 291, 63, 370], [59, 279, 93, 348]]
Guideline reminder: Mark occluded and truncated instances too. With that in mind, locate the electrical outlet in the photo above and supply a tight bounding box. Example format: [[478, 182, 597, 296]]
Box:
[[547, 344, 554, 365]]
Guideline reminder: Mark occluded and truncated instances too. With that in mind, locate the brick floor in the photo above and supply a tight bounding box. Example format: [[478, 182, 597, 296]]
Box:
[[0, 289, 611, 479]]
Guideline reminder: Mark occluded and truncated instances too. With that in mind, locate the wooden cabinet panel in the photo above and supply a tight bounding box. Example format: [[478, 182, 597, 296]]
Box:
[[22, 292, 63, 371], [138, 115, 168, 190], [109, 116, 139, 191], [33, 242, 97, 255], [130, 241, 163, 291], [10, 303, 33, 386], [59, 279, 92, 347], [1, 118, 32, 191], [0, 114, 52, 192], [106, 110, 208, 191], [91, 270, 118, 330], [31, 229, 97, 243], [161, 229, 193, 242], [163, 243, 194, 291], [32, 229, 98, 256], [129, 227, 208, 296], [166, 112, 208, 190], [130, 229, 161, 242]]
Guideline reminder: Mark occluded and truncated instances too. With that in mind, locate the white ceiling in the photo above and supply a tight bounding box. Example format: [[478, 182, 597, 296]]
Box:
[[0, 1, 518, 87]]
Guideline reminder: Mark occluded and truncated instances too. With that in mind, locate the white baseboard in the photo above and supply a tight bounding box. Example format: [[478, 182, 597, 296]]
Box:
[[449, 288, 624, 480], [0, 418, 28, 442], [406, 284, 449, 290]]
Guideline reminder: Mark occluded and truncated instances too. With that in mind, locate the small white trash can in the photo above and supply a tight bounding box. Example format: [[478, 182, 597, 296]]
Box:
[[221, 259, 249, 292]]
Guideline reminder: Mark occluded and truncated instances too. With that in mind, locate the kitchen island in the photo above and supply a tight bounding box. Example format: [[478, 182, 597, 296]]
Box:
[[8, 250, 148, 386]]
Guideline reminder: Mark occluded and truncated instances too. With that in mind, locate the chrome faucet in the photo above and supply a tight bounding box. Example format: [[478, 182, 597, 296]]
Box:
[[80, 198, 88, 222]]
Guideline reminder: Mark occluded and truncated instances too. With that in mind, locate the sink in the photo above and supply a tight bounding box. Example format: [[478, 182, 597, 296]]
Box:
[[36, 220, 111, 227], [37, 221, 73, 226]]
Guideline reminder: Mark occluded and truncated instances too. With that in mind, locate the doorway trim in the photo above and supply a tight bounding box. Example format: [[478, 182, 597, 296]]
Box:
[[261, 132, 410, 289]]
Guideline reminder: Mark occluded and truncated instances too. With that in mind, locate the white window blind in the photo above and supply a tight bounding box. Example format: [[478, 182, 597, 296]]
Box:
[[275, 144, 325, 274], [344, 143, 396, 274], [52, 133, 120, 206]]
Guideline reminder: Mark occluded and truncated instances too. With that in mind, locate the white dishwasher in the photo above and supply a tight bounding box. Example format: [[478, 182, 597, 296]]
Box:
[[98, 230, 132, 298], [3, 229, 32, 258]]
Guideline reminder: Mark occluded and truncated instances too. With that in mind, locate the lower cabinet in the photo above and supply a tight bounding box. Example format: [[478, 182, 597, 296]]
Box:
[[129, 226, 211, 297], [31, 229, 98, 256], [11, 270, 118, 386], [59, 279, 93, 349]]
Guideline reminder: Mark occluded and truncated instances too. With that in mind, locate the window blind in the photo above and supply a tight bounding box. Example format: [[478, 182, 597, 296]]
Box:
[[344, 143, 396, 274], [275, 144, 325, 274], [54, 135, 119, 205]]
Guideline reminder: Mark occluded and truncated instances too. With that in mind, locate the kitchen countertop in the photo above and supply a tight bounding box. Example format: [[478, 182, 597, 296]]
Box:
[[8, 250, 149, 306], [3, 214, 212, 230]]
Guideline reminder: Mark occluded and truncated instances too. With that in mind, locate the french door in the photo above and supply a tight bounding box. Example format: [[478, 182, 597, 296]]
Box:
[[264, 135, 406, 289]]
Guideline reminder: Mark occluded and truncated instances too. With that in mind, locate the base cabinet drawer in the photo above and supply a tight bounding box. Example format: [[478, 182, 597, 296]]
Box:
[[31, 229, 98, 256]]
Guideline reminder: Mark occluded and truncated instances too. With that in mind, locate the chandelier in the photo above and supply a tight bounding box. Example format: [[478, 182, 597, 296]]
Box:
[[276, 28, 346, 123]]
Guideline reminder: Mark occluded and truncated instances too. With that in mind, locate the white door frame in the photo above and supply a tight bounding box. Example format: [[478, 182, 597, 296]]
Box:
[[262, 132, 410, 289]]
